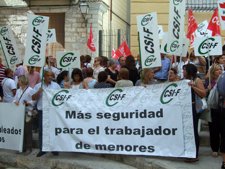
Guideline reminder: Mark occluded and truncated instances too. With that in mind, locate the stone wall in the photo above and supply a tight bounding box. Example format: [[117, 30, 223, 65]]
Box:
[[0, 2, 108, 61]]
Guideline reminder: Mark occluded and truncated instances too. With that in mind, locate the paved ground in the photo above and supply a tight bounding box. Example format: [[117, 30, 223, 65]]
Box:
[[0, 146, 222, 169]]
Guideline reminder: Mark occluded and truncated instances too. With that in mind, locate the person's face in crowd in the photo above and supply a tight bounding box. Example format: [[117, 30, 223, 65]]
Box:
[[44, 72, 53, 84], [94, 58, 100, 67], [119, 57, 126, 66], [111, 63, 117, 70], [73, 74, 81, 82], [8, 69, 14, 78], [169, 70, 177, 81], [214, 66, 222, 78], [183, 68, 187, 79], [219, 55, 225, 65], [147, 70, 154, 80]]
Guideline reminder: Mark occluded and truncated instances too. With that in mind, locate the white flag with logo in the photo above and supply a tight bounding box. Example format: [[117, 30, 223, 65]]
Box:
[[56, 51, 80, 69], [24, 14, 49, 67], [194, 36, 222, 56], [167, 0, 186, 55], [46, 29, 56, 43], [195, 20, 212, 38], [137, 12, 161, 68], [0, 26, 21, 70]]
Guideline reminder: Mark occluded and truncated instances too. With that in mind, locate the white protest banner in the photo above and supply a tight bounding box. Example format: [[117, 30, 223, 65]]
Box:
[[137, 12, 161, 68], [47, 29, 56, 43], [0, 26, 21, 70], [43, 81, 196, 158], [194, 36, 222, 56], [56, 51, 81, 69], [195, 20, 212, 38], [0, 103, 25, 151], [218, 0, 225, 30], [24, 14, 49, 67], [167, 0, 186, 55]]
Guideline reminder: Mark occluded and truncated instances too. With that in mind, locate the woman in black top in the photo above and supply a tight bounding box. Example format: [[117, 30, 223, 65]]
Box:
[[123, 55, 140, 85]]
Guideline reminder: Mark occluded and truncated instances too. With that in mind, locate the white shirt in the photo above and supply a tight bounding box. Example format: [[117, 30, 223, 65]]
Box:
[[32, 81, 61, 110], [1, 78, 16, 103], [93, 66, 105, 79], [14, 86, 34, 104]]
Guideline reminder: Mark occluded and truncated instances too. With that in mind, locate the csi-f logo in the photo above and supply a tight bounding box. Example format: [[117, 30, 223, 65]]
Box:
[[0, 27, 8, 36], [106, 89, 126, 107], [32, 16, 45, 26], [52, 90, 72, 106], [170, 41, 179, 52], [10, 56, 17, 64], [28, 55, 41, 65], [60, 52, 77, 67], [141, 14, 153, 26], [173, 0, 183, 5], [145, 55, 156, 66], [198, 38, 218, 55], [160, 83, 181, 104]]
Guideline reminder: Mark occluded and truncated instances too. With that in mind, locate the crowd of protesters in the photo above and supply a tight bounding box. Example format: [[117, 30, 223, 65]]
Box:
[[0, 51, 225, 168]]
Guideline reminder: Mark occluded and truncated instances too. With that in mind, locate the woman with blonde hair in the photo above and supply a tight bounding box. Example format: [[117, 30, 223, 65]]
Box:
[[205, 64, 222, 157], [14, 75, 34, 154], [135, 68, 157, 86]]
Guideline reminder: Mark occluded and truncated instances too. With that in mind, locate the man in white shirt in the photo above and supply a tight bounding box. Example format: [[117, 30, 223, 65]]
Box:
[[32, 69, 61, 157]]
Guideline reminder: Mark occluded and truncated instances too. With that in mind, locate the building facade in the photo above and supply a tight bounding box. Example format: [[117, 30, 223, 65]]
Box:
[[0, 0, 130, 62], [130, 0, 224, 56]]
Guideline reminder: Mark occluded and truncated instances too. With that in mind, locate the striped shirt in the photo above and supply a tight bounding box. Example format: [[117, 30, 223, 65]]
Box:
[[0, 64, 6, 86]]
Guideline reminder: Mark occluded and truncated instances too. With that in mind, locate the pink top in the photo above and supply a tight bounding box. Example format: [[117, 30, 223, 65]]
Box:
[[28, 71, 41, 88]]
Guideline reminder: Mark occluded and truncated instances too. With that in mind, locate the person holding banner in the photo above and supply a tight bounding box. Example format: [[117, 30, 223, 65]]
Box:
[[105, 59, 118, 87], [115, 68, 133, 87], [31, 69, 61, 157], [71, 68, 83, 89], [13, 75, 34, 155], [94, 71, 112, 89], [81, 67, 97, 89], [168, 68, 180, 82], [93, 57, 105, 79], [56, 70, 69, 88], [1, 68, 16, 103], [123, 55, 139, 85], [135, 68, 157, 86], [183, 64, 207, 162]]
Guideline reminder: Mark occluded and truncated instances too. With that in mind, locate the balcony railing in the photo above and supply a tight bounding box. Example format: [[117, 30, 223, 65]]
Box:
[[186, 0, 217, 11]]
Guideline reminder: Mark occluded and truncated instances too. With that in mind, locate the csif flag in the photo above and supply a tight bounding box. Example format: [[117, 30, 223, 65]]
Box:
[[87, 23, 96, 52], [112, 41, 131, 59], [207, 8, 221, 36], [218, 0, 225, 30], [186, 9, 198, 45]]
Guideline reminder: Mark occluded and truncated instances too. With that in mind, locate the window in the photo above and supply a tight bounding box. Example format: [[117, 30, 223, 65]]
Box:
[[186, 0, 217, 11]]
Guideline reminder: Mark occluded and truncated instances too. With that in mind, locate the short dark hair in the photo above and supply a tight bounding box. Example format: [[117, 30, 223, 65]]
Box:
[[183, 64, 197, 79], [85, 67, 94, 77], [98, 71, 108, 82], [71, 68, 83, 82]]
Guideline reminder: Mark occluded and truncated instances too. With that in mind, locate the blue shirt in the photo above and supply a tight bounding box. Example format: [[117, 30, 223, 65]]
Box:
[[154, 57, 171, 80]]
